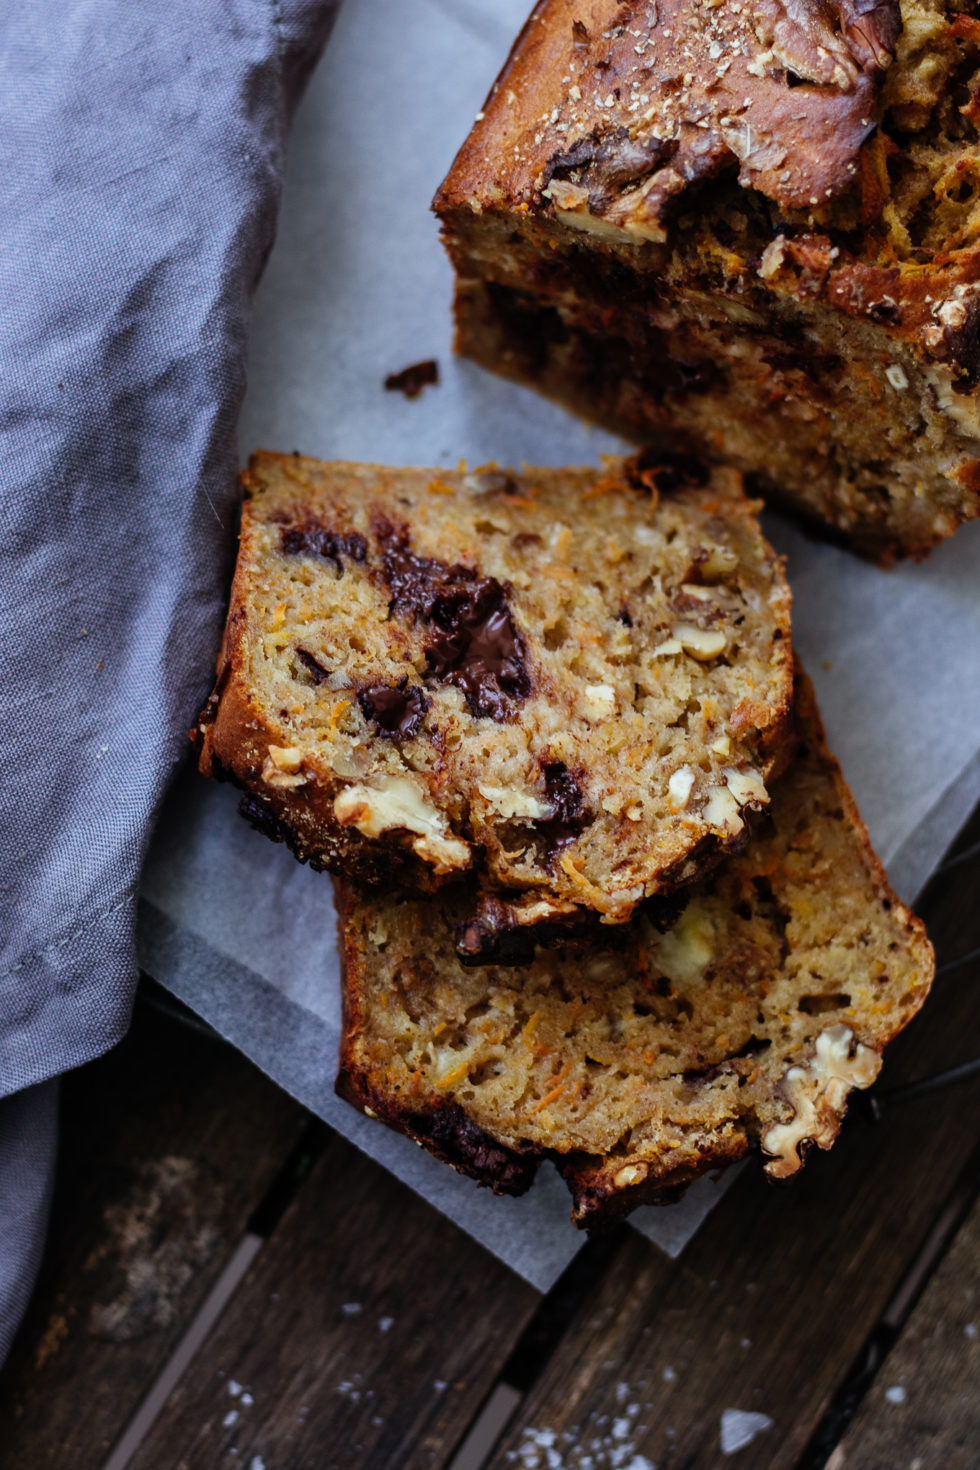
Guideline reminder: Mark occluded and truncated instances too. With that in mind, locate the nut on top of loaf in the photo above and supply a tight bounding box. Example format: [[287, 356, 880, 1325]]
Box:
[[195, 451, 792, 929]]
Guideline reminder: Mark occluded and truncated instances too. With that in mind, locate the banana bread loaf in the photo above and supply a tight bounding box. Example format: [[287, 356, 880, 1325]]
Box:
[[195, 451, 793, 935], [435, 0, 980, 562], [336, 676, 934, 1227]]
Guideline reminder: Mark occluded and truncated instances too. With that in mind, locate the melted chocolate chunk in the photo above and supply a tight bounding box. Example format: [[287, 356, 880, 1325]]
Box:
[[295, 647, 331, 684], [543, 125, 678, 213], [383, 358, 440, 399], [453, 892, 625, 967], [375, 521, 456, 620], [281, 522, 367, 569], [425, 592, 530, 720], [358, 680, 429, 739], [535, 761, 586, 857], [374, 519, 530, 721]]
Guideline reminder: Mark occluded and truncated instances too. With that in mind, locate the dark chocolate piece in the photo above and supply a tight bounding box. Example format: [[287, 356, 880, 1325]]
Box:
[[383, 359, 440, 399], [413, 1101, 536, 1193], [534, 761, 586, 858], [281, 522, 368, 568], [374, 518, 530, 720], [358, 680, 429, 739], [543, 125, 678, 213], [295, 647, 331, 684], [452, 890, 633, 966], [424, 590, 530, 720]]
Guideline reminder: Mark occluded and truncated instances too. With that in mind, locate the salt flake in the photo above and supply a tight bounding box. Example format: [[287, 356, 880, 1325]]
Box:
[[720, 1408, 773, 1454]]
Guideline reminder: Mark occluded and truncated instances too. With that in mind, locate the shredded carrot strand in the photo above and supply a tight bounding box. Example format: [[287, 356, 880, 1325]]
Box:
[[529, 1061, 573, 1114], [521, 1012, 541, 1046], [434, 1059, 469, 1091], [559, 854, 615, 912], [582, 475, 623, 499]]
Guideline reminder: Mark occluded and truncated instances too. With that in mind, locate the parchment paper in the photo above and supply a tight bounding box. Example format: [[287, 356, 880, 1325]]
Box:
[[139, 0, 980, 1290]]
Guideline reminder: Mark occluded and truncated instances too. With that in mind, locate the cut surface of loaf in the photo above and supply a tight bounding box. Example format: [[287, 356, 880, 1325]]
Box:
[[336, 677, 934, 1227], [195, 452, 793, 932], [435, 0, 980, 561]]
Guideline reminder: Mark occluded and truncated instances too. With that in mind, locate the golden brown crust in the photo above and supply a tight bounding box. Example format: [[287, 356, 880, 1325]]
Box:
[[437, 0, 898, 225], [335, 671, 935, 1230]]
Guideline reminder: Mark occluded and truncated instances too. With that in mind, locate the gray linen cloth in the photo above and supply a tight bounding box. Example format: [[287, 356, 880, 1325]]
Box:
[[0, 0, 338, 1364]]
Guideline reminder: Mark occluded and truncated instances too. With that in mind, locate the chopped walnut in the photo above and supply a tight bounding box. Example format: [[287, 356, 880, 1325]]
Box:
[[672, 623, 728, 661], [261, 745, 307, 788], [334, 776, 470, 873], [763, 1025, 880, 1178]]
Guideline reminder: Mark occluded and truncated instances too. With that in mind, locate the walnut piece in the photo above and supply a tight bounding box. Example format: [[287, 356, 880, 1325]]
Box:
[[334, 776, 471, 873], [261, 745, 307, 788], [763, 1025, 880, 1178], [672, 624, 728, 661]]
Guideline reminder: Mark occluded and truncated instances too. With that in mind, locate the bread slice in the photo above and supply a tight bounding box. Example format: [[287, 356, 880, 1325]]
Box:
[[434, 0, 980, 562], [195, 451, 793, 935], [336, 676, 934, 1227]]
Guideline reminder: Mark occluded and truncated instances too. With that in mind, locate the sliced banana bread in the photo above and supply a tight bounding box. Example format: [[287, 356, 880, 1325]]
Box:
[[435, 0, 980, 561], [195, 451, 793, 931], [336, 676, 934, 1227]]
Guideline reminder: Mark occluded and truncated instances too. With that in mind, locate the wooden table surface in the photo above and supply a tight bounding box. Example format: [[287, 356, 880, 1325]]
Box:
[[1, 812, 977, 1470]]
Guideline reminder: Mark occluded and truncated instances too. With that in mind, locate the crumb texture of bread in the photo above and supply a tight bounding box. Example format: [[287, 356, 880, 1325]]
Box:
[[337, 677, 934, 1227], [195, 452, 792, 926], [436, 0, 980, 561]]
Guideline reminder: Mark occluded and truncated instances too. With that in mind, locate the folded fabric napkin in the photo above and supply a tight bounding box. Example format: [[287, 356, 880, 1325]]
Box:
[[0, 0, 339, 1364]]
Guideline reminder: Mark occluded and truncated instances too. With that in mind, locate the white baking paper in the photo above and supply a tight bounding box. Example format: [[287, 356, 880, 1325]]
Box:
[[139, 0, 980, 1290]]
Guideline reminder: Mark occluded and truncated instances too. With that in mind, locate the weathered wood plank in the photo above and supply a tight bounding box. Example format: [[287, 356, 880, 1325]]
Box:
[[129, 1133, 541, 1470], [829, 1189, 979, 1470], [487, 813, 980, 1470], [0, 990, 308, 1469]]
